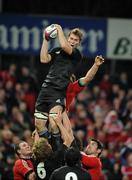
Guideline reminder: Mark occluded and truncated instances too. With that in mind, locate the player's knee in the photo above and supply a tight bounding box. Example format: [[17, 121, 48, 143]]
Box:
[[35, 119, 46, 132]]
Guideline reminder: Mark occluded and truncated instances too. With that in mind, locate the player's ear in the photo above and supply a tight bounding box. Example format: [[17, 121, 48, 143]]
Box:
[[97, 149, 101, 155], [17, 149, 21, 156]]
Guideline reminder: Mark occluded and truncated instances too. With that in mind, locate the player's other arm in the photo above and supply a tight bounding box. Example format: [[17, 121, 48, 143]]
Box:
[[55, 24, 72, 55], [80, 55, 104, 85], [40, 30, 52, 64], [54, 114, 74, 147]]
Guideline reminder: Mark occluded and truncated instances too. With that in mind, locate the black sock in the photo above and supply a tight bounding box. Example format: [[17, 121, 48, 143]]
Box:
[[51, 133, 63, 151], [39, 130, 51, 140]]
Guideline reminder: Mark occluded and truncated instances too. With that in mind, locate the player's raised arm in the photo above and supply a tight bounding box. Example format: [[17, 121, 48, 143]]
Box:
[[55, 24, 72, 55], [53, 114, 74, 147], [40, 29, 52, 64], [80, 55, 105, 85]]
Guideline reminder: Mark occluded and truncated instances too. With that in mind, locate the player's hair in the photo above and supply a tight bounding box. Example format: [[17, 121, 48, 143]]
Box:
[[90, 138, 104, 157], [68, 28, 83, 42], [65, 147, 81, 167], [32, 138, 53, 161]]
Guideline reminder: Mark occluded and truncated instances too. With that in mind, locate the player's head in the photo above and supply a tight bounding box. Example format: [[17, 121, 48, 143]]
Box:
[[32, 138, 53, 161], [65, 147, 81, 166], [14, 141, 32, 158], [68, 28, 83, 48], [85, 138, 104, 157]]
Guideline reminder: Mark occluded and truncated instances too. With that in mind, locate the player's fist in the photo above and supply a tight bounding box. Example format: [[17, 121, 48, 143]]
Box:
[[95, 55, 105, 66]]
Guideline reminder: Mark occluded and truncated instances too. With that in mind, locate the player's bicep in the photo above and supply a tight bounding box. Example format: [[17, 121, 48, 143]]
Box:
[[40, 53, 52, 63], [47, 54, 52, 62]]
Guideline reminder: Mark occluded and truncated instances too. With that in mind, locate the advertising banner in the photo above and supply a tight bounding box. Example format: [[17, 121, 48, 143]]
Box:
[[107, 19, 132, 60], [0, 14, 107, 57]]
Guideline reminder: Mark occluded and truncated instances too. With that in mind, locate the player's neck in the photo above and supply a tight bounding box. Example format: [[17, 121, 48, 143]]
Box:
[[20, 155, 32, 159]]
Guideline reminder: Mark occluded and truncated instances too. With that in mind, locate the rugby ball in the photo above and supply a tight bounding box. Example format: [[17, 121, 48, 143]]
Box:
[[45, 24, 57, 41]]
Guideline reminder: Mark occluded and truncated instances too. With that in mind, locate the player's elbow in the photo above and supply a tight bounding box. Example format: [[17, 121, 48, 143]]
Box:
[[40, 57, 48, 63], [40, 54, 51, 64], [61, 45, 72, 55]]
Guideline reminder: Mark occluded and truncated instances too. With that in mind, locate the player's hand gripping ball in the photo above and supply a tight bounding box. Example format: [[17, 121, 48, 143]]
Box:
[[45, 24, 57, 41]]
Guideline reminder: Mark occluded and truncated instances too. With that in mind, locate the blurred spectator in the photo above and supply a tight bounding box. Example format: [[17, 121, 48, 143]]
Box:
[[121, 152, 132, 180], [0, 64, 17, 86], [18, 66, 38, 93], [99, 73, 112, 95], [10, 106, 30, 137], [119, 72, 129, 92], [1, 129, 14, 158], [103, 110, 123, 142], [101, 149, 113, 178]]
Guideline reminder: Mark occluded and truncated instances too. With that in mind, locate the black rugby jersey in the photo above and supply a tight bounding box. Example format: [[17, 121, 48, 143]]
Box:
[[42, 47, 82, 90], [49, 165, 91, 180], [34, 144, 67, 180]]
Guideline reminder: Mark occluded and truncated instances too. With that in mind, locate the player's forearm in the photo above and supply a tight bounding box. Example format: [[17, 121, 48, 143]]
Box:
[[57, 123, 73, 147], [80, 63, 99, 85], [40, 39, 50, 63], [57, 25, 72, 54], [62, 112, 74, 140]]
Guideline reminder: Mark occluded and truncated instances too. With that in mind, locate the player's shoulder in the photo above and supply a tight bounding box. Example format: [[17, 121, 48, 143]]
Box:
[[53, 165, 67, 173], [72, 48, 80, 55], [14, 159, 22, 165], [49, 47, 61, 53]]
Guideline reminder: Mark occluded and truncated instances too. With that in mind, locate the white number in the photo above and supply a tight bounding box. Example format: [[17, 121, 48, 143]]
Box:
[[65, 172, 78, 180], [37, 162, 46, 179]]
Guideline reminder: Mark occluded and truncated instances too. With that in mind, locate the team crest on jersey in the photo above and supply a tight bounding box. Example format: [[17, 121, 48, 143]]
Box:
[[56, 99, 61, 103], [55, 51, 60, 54]]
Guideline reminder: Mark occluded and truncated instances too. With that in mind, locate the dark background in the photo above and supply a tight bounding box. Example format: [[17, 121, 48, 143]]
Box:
[[2, 0, 132, 18]]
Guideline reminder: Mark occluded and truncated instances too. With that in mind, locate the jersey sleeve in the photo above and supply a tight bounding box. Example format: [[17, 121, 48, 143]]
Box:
[[66, 80, 84, 96], [81, 153, 100, 168], [15, 160, 33, 177], [49, 47, 61, 60]]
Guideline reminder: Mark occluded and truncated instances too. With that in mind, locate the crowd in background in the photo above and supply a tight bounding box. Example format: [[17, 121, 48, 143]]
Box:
[[0, 63, 132, 179]]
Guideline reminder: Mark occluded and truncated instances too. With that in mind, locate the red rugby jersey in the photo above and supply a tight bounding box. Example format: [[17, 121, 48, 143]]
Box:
[[81, 152, 103, 180], [13, 159, 34, 180], [66, 80, 85, 111]]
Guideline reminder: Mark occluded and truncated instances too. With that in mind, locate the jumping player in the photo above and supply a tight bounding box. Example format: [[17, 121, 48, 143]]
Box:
[[34, 24, 83, 143]]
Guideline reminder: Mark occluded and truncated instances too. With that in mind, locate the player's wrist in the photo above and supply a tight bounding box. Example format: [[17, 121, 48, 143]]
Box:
[[94, 62, 100, 67]]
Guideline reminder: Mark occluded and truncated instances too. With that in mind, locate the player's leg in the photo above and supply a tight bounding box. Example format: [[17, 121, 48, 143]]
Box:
[[49, 105, 63, 151], [34, 111, 51, 139], [34, 88, 51, 140]]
